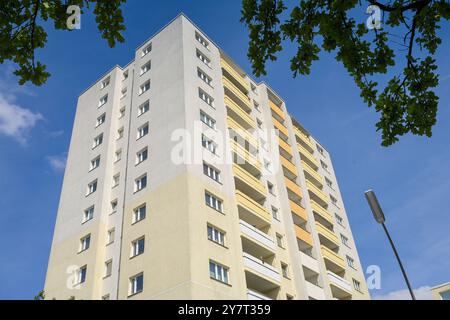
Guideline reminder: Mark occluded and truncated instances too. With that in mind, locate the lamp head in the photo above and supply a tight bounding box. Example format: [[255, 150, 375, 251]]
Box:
[[365, 189, 386, 224]]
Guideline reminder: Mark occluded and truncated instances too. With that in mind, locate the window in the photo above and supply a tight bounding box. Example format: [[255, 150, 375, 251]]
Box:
[[86, 180, 98, 196], [77, 266, 87, 284], [195, 32, 209, 49], [137, 123, 149, 139], [205, 192, 223, 213], [267, 182, 275, 195], [316, 144, 325, 156], [254, 101, 261, 112], [111, 199, 118, 214], [199, 88, 214, 107], [264, 160, 272, 172], [133, 204, 146, 223], [281, 263, 290, 279], [129, 273, 144, 296], [276, 233, 284, 248], [198, 68, 212, 86], [102, 294, 110, 300], [139, 80, 150, 95], [140, 61, 151, 75], [200, 111, 216, 129], [341, 234, 350, 247], [83, 206, 94, 223], [119, 107, 126, 118], [346, 255, 355, 269], [335, 213, 344, 226], [353, 279, 362, 292], [330, 195, 338, 207], [196, 49, 211, 67], [203, 163, 221, 183], [325, 177, 333, 189], [123, 70, 129, 81], [101, 77, 110, 89], [271, 207, 280, 221], [98, 95, 108, 107], [107, 228, 115, 245], [202, 135, 217, 154], [257, 119, 263, 129], [115, 149, 122, 162], [104, 260, 112, 278], [136, 147, 148, 165], [138, 100, 150, 116], [112, 174, 120, 188], [79, 234, 91, 252], [320, 160, 328, 171], [121, 88, 127, 99], [134, 174, 147, 192], [142, 43, 152, 57], [93, 133, 103, 148], [90, 156, 100, 171], [209, 261, 229, 284], [131, 237, 145, 257], [207, 225, 225, 246], [96, 113, 106, 127], [286, 294, 294, 300], [117, 127, 124, 140]]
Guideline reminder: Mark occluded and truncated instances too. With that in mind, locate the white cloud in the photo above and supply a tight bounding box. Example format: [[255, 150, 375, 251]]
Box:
[[47, 154, 67, 172], [0, 93, 43, 144], [373, 286, 434, 300]]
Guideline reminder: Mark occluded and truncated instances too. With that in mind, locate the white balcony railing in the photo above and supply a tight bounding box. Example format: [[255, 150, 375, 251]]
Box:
[[247, 289, 272, 300], [240, 220, 275, 250], [306, 281, 326, 300], [327, 271, 352, 293], [300, 251, 320, 273], [243, 253, 281, 283]]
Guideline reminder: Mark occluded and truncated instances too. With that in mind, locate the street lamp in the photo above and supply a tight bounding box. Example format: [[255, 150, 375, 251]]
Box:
[[364, 189, 416, 300]]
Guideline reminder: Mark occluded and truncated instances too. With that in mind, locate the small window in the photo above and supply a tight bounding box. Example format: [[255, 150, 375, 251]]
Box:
[[98, 95, 108, 107], [96, 113, 106, 127], [111, 199, 118, 214], [93, 133, 103, 149], [325, 177, 333, 189], [267, 182, 275, 195], [121, 88, 127, 99], [142, 43, 152, 57], [353, 279, 362, 292], [199, 88, 214, 107], [205, 192, 223, 213], [133, 204, 146, 223], [134, 174, 147, 192], [140, 61, 151, 75], [346, 255, 355, 269], [138, 100, 150, 116], [119, 107, 126, 119], [77, 266, 87, 284], [341, 234, 350, 247], [271, 207, 280, 221], [107, 228, 115, 245], [104, 260, 112, 278], [136, 147, 148, 165], [335, 213, 344, 226], [101, 77, 110, 89], [83, 206, 94, 223], [112, 173, 120, 188], [264, 160, 272, 172], [254, 101, 261, 112], [195, 32, 209, 49], [251, 83, 257, 94], [209, 260, 229, 284], [330, 195, 338, 206], [203, 162, 221, 183], [257, 119, 263, 129], [102, 294, 110, 300], [131, 237, 145, 257], [196, 49, 211, 67], [90, 156, 100, 171], [286, 294, 294, 300], [137, 123, 149, 139], [276, 233, 284, 248], [117, 127, 124, 140], [207, 225, 225, 246], [198, 68, 213, 86], [320, 160, 329, 171], [86, 180, 98, 196], [79, 234, 91, 252], [115, 149, 122, 162], [281, 263, 290, 279], [139, 80, 150, 95], [200, 111, 216, 129], [123, 70, 129, 81], [201, 134, 217, 155], [129, 273, 144, 296], [316, 144, 325, 156]]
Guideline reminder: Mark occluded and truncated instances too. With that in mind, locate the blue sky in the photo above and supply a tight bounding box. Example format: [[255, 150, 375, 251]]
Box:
[[0, 1, 449, 300]]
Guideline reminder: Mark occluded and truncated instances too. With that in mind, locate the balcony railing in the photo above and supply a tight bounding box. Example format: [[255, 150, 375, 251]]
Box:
[[240, 220, 275, 250], [320, 245, 345, 270], [272, 117, 289, 140], [243, 252, 281, 283], [305, 281, 326, 300], [300, 251, 320, 273], [310, 200, 333, 224], [306, 181, 328, 205], [281, 156, 298, 178], [327, 271, 352, 294], [230, 140, 261, 173], [302, 161, 323, 187], [233, 164, 266, 198], [294, 224, 314, 247], [278, 136, 293, 157], [225, 96, 255, 129], [298, 143, 319, 169], [294, 127, 314, 152], [315, 222, 339, 246], [236, 190, 271, 223], [221, 58, 250, 93], [227, 117, 258, 148], [223, 77, 251, 110], [269, 100, 286, 121], [247, 289, 272, 300], [290, 200, 308, 221], [285, 178, 302, 201]]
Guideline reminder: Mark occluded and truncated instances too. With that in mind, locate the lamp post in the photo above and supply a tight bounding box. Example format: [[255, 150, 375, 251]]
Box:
[[364, 189, 416, 300]]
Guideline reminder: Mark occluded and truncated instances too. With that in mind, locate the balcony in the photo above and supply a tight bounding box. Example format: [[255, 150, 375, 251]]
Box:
[[227, 117, 258, 148], [298, 143, 319, 169], [240, 220, 275, 251], [230, 140, 261, 175], [285, 178, 302, 201], [243, 252, 281, 284], [302, 161, 323, 188], [225, 96, 255, 129], [223, 77, 251, 111], [278, 136, 293, 158], [320, 245, 346, 272], [269, 100, 286, 121], [310, 200, 333, 224], [294, 224, 314, 247], [315, 222, 339, 248], [233, 164, 266, 201], [221, 58, 250, 93], [300, 252, 320, 273], [272, 117, 289, 140], [290, 200, 308, 221], [327, 271, 353, 298], [247, 289, 273, 300], [306, 181, 328, 206], [236, 190, 271, 224], [306, 281, 326, 300], [295, 127, 314, 153], [281, 156, 298, 179]]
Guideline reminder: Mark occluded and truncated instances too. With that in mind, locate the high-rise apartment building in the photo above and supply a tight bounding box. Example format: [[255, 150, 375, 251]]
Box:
[[44, 14, 370, 300]]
